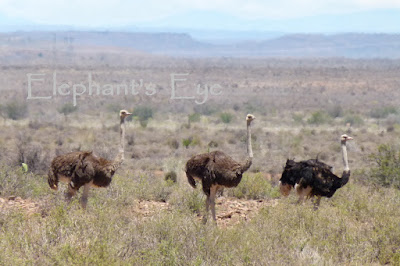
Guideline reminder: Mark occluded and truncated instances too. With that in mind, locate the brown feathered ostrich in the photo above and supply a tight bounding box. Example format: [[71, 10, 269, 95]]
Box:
[[279, 134, 353, 208], [185, 114, 255, 222], [48, 110, 132, 208]]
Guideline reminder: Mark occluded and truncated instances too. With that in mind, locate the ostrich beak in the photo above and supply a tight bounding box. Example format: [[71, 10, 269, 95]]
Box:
[[126, 112, 132, 116], [347, 136, 353, 140]]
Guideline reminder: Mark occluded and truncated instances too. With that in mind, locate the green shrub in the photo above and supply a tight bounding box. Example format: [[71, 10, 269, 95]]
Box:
[[369, 144, 400, 188], [164, 171, 177, 183], [292, 113, 304, 125], [327, 104, 343, 118], [344, 114, 364, 126], [194, 104, 218, 115], [133, 106, 153, 128], [369, 106, 397, 119], [57, 103, 78, 116], [307, 111, 332, 125], [229, 173, 280, 200], [182, 137, 200, 149], [220, 112, 233, 124], [5, 101, 27, 120], [188, 113, 201, 123], [182, 137, 192, 149]]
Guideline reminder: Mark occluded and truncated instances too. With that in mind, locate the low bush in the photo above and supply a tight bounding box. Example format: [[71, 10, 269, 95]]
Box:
[[220, 112, 233, 124], [229, 173, 280, 200], [344, 114, 364, 127], [369, 144, 400, 188], [57, 103, 78, 117], [369, 106, 397, 119], [133, 106, 153, 128], [307, 111, 332, 125], [327, 104, 343, 118], [4, 101, 27, 120]]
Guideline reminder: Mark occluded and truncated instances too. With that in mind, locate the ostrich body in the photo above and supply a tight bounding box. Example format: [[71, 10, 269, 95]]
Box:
[[279, 134, 353, 208], [185, 114, 255, 222], [48, 110, 132, 208]]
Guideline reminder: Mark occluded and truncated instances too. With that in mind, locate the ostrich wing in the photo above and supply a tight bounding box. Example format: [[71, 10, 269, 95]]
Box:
[[71, 154, 96, 188], [207, 151, 243, 187]]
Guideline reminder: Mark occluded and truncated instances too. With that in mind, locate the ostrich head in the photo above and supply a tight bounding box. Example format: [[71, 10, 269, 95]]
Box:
[[340, 134, 353, 143], [119, 110, 132, 119], [246, 114, 255, 123]]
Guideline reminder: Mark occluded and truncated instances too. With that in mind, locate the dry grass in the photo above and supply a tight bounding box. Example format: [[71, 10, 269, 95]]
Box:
[[1, 58, 400, 264], [1, 167, 400, 265]]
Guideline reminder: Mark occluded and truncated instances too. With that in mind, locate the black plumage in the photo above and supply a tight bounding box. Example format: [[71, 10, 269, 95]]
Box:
[[279, 134, 353, 208]]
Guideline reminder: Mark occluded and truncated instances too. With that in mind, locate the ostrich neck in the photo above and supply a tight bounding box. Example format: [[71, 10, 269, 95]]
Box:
[[240, 121, 253, 173], [112, 117, 126, 169], [341, 141, 349, 172], [247, 121, 253, 158]]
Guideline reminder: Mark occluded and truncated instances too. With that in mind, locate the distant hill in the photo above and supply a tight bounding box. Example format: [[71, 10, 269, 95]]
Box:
[[0, 31, 400, 58]]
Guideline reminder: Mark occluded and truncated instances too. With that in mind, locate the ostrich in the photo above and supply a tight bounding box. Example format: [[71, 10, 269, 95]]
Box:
[[185, 114, 255, 222], [279, 134, 353, 208], [48, 110, 132, 208]]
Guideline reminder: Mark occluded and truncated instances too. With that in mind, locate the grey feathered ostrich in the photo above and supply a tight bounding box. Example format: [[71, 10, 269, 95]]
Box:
[[279, 134, 353, 208], [185, 114, 255, 222], [48, 110, 132, 208]]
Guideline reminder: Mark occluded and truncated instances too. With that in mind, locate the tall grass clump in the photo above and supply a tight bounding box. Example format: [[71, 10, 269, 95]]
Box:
[[229, 173, 280, 199], [0, 165, 48, 198], [132, 174, 173, 202]]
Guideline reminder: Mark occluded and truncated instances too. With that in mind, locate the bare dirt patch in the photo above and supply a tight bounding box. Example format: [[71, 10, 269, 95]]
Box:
[[0, 196, 41, 216], [214, 197, 279, 227], [0, 196, 279, 227]]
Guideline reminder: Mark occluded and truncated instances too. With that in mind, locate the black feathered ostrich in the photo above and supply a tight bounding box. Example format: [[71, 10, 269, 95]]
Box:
[[48, 110, 132, 208], [279, 134, 353, 208], [185, 114, 255, 223]]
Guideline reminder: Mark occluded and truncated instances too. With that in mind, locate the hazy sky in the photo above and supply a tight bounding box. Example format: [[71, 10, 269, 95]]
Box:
[[0, 0, 399, 31]]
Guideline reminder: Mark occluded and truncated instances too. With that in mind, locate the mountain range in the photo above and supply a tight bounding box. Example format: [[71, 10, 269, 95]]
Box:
[[1, 31, 400, 58]]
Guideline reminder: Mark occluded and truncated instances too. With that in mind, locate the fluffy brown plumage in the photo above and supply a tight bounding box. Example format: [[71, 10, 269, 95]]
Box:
[[185, 114, 255, 222], [48, 110, 132, 208], [279, 134, 353, 208]]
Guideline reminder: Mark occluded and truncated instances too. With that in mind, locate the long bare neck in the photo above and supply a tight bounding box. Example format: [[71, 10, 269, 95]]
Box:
[[112, 116, 126, 170], [241, 121, 253, 173], [247, 121, 253, 159], [341, 140, 349, 172]]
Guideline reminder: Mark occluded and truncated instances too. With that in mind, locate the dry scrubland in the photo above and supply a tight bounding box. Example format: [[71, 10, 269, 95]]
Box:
[[1, 55, 400, 265]]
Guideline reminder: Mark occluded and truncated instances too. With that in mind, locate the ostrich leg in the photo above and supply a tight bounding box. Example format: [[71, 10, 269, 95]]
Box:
[[80, 183, 91, 209], [313, 196, 322, 210], [65, 183, 77, 203], [210, 185, 218, 222]]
